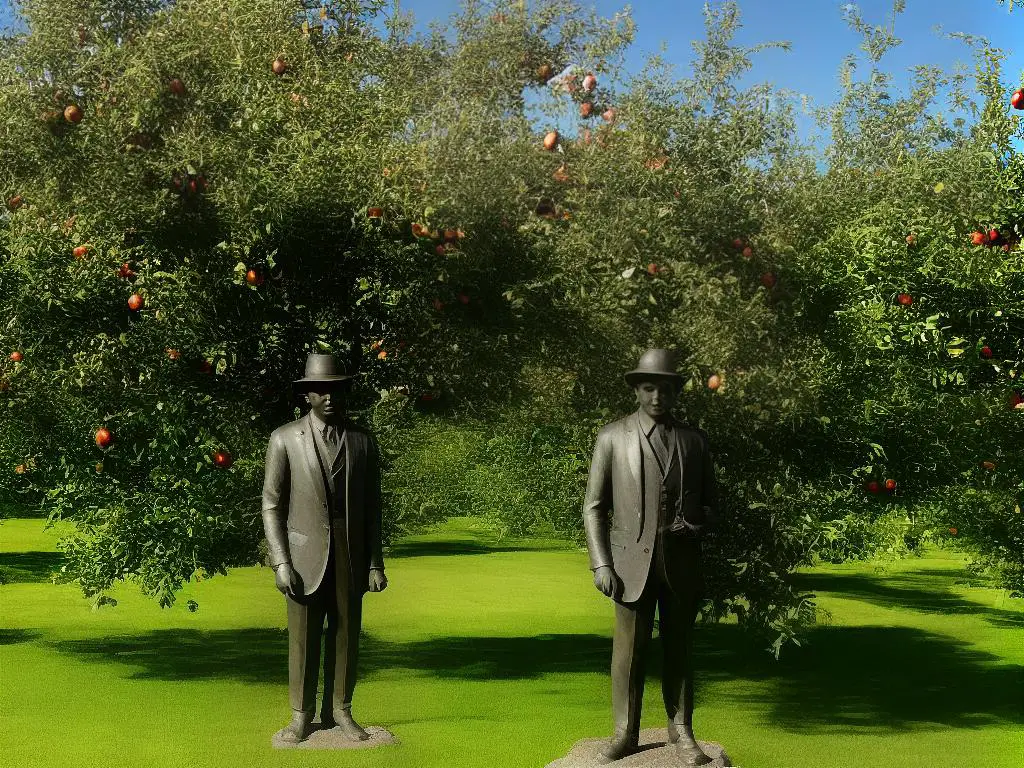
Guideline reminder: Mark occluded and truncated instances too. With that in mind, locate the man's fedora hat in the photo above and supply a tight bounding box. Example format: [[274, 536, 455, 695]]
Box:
[[293, 353, 355, 389], [624, 348, 686, 386]]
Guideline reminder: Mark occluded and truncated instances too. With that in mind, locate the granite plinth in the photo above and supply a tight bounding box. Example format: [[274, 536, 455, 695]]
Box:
[[546, 728, 731, 768], [271, 722, 397, 750]]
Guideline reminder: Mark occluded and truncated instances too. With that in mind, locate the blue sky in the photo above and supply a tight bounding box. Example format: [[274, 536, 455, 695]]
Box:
[[2, 0, 1022, 153]]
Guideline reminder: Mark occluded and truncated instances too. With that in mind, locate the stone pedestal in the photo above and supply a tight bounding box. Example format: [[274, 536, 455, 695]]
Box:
[[546, 728, 731, 767], [271, 722, 397, 750]]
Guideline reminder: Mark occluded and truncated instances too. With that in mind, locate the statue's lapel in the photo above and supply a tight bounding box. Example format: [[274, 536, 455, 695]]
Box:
[[627, 411, 642, 492], [301, 414, 328, 509]]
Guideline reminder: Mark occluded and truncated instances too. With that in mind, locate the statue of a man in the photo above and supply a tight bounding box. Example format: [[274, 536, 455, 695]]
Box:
[[262, 353, 387, 743], [582, 349, 720, 765]]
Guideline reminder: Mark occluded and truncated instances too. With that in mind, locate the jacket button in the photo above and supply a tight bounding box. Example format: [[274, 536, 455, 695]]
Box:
[[644, 547, 650, 553]]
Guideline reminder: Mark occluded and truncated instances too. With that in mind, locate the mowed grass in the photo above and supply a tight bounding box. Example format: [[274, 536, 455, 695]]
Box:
[[1, 515, 1023, 768]]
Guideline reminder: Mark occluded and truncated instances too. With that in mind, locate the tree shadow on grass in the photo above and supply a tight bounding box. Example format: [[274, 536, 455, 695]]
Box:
[[688, 622, 1024, 733], [50, 622, 1024, 733], [50, 630, 611, 686], [0, 551, 63, 583], [0, 628, 41, 645], [789, 570, 1024, 628], [387, 541, 528, 557], [386, 540, 572, 557]]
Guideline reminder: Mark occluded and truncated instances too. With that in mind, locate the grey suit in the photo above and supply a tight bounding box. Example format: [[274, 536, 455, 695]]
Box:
[[262, 412, 385, 715], [583, 408, 719, 741]]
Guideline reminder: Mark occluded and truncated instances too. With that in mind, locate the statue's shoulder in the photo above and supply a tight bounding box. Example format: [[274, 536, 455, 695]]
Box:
[[270, 416, 306, 440], [343, 417, 375, 438], [678, 420, 712, 445], [596, 412, 634, 439]]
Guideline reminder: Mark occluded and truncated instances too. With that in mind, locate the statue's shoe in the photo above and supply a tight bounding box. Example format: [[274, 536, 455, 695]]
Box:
[[675, 739, 714, 765], [277, 711, 314, 743], [324, 709, 370, 741], [667, 722, 714, 765], [596, 734, 639, 764]]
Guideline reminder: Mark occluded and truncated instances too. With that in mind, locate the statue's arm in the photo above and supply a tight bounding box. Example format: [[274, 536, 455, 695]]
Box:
[[262, 430, 291, 568], [366, 433, 385, 571], [582, 426, 614, 571]]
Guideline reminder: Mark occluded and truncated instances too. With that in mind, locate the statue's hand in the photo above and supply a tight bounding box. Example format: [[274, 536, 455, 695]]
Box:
[[368, 569, 388, 593], [593, 565, 619, 598], [274, 563, 299, 598]]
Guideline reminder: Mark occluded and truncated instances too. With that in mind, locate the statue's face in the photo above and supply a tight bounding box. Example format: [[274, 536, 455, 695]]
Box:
[[634, 377, 679, 420], [305, 383, 345, 421]]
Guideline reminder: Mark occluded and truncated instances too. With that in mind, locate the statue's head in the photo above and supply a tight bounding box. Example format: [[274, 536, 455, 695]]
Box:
[[624, 349, 685, 420], [293, 353, 354, 421]]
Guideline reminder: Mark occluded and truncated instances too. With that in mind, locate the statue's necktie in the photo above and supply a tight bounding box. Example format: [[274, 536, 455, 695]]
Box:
[[324, 425, 339, 448], [653, 422, 670, 470]]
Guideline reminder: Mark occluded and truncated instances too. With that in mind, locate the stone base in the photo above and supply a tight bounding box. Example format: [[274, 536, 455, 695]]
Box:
[[271, 722, 397, 750], [546, 728, 731, 767]]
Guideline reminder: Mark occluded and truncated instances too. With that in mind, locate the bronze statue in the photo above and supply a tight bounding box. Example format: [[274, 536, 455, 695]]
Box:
[[262, 353, 387, 744], [582, 349, 720, 765]]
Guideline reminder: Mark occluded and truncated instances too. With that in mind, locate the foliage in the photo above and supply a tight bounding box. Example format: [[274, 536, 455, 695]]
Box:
[[2, 0, 1023, 653]]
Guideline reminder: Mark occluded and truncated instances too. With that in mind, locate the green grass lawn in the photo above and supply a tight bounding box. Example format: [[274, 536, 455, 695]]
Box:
[[1, 515, 1022, 768]]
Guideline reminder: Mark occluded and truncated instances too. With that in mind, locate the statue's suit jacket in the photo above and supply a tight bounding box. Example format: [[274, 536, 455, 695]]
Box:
[[583, 410, 719, 604], [262, 414, 385, 597]]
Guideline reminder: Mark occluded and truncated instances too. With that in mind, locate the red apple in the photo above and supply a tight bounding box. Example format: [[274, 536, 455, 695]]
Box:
[[905, 234, 916, 245], [647, 263, 658, 276], [582, 72, 597, 92], [72, 245, 88, 259], [897, 293, 913, 306], [760, 272, 776, 288], [580, 102, 593, 118], [988, 228, 999, 242], [602, 107, 617, 122], [435, 244, 447, 256], [411, 222, 426, 238], [367, 207, 383, 218], [246, 269, 264, 286], [742, 246, 753, 259], [95, 427, 114, 448], [63, 104, 83, 123], [118, 262, 135, 279], [980, 345, 993, 358], [1012, 89, 1024, 109], [732, 238, 743, 249], [6, 195, 23, 211], [971, 231, 986, 245], [707, 374, 721, 391], [377, 349, 387, 360], [127, 293, 144, 311], [866, 480, 880, 494], [169, 78, 186, 96], [543, 130, 559, 150], [212, 449, 233, 469], [272, 57, 287, 75], [10, 351, 23, 362], [884, 478, 897, 491]]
